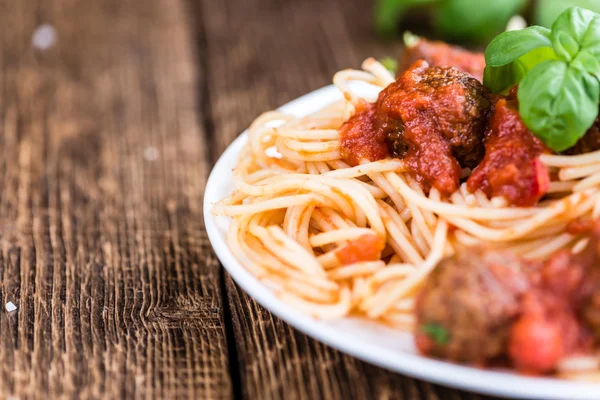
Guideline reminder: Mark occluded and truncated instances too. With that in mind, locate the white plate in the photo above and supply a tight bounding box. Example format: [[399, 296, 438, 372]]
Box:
[[203, 85, 600, 399]]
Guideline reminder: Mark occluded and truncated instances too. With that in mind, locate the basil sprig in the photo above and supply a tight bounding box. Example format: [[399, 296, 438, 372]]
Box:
[[484, 7, 600, 152]]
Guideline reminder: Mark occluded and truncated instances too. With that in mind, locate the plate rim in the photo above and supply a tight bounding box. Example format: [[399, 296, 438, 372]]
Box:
[[203, 84, 600, 400]]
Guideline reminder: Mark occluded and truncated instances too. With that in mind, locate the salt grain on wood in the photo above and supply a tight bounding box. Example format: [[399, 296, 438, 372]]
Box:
[[32, 24, 57, 50], [144, 146, 160, 161]]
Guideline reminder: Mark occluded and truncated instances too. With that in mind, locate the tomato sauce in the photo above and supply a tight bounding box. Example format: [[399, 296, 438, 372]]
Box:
[[467, 94, 550, 206], [338, 101, 389, 167]]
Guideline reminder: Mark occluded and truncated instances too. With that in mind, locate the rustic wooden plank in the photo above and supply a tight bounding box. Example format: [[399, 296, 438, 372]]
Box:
[[0, 0, 231, 398], [199, 0, 502, 398]]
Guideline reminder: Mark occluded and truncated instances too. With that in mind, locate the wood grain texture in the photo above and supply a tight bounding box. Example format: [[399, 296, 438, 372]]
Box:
[[0, 0, 517, 398], [0, 0, 231, 398], [199, 0, 501, 398]]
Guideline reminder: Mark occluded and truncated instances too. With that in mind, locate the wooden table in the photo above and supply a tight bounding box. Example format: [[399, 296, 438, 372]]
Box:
[[0, 0, 504, 398]]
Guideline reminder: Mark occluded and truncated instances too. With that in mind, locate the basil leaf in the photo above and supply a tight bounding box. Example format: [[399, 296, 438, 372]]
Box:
[[535, 0, 600, 29], [571, 50, 600, 79], [434, 0, 526, 42], [551, 6, 600, 61], [518, 59, 600, 152], [483, 26, 555, 93], [485, 26, 552, 67], [484, 46, 559, 93], [483, 65, 522, 94]]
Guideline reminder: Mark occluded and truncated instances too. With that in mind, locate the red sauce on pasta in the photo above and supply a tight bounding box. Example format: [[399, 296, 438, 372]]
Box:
[[338, 101, 390, 167], [467, 93, 550, 206]]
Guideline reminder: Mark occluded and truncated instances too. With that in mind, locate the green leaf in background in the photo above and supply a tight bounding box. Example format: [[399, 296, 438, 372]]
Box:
[[535, 0, 600, 30], [518, 59, 600, 152], [550, 6, 600, 61], [484, 47, 559, 93], [380, 57, 399, 74], [403, 31, 421, 48], [434, 0, 527, 42], [375, 0, 600, 43], [375, 0, 439, 38]]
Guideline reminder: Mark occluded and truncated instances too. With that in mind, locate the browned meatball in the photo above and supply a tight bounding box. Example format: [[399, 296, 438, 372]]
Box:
[[380, 61, 493, 194], [415, 248, 530, 363]]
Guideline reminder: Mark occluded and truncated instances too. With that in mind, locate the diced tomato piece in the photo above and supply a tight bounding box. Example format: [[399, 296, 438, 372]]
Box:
[[509, 313, 563, 374], [335, 234, 385, 265]]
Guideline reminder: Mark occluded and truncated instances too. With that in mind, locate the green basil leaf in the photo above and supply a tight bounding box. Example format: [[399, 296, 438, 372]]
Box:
[[571, 50, 600, 79], [485, 26, 552, 67], [518, 59, 600, 152], [434, 0, 527, 42], [535, 0, 600, 29], [483, 64, 524, 94], [518, 46, 560, 70], [551, 6, 600, 60], [484, 46, 559, 94]]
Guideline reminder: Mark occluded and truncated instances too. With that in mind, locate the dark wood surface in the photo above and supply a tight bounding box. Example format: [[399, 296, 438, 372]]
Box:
[[0, 0, 504, 398]]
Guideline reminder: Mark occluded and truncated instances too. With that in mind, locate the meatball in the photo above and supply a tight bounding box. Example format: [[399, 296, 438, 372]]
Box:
[[415, 248, 530, 363], [380, 60, 493, 194], [398, 37, 486, 81]]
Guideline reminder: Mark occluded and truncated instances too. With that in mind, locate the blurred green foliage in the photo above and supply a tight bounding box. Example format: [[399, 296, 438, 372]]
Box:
[[534, 0, 600, 27], [435, 0, 526, 42], [375, 0, 600, 43]]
